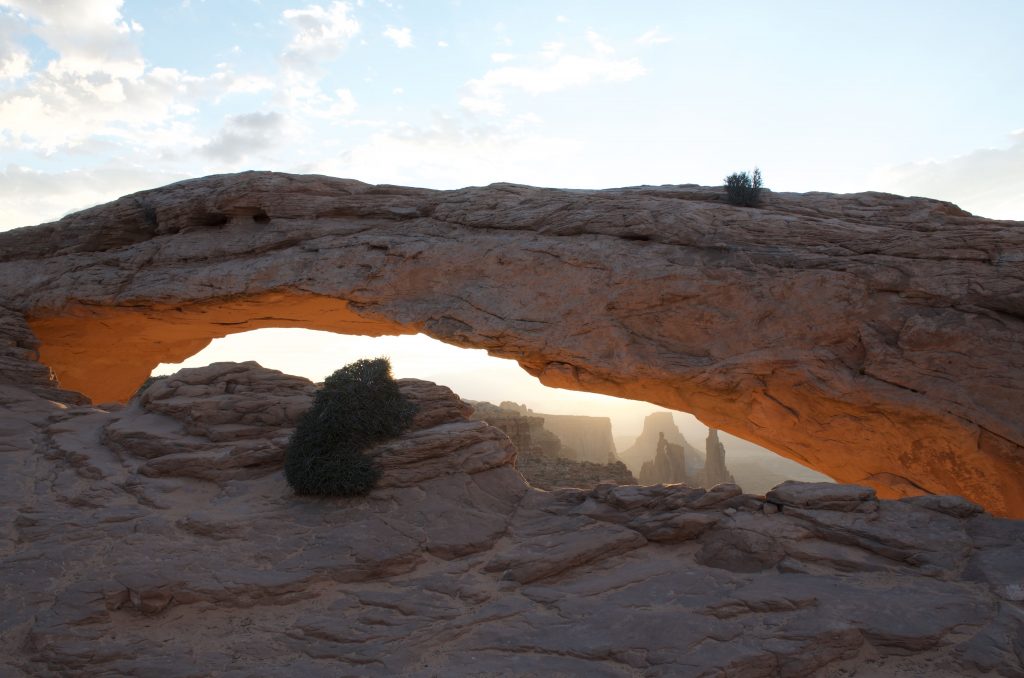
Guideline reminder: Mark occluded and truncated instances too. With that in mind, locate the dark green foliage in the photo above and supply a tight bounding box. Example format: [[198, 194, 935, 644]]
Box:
[[284, 357, 416, 497], [724, 168, 763, 207]]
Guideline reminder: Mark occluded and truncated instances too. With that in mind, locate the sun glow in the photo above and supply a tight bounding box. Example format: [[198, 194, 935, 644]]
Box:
[[150, 327, 705, 442]]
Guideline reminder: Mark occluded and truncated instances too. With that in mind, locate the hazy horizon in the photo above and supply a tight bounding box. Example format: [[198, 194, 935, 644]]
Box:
[[150, 328, 833, 483], [1, 1, 1021, 232], [150, 328, 715, 443]]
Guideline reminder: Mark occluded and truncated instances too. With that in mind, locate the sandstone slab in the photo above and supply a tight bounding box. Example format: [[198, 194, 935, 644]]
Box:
[[767, 480, 878, 512]]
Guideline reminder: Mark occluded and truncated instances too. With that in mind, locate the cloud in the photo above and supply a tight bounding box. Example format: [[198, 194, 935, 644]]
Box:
[[0, 49, 29, 79], [276, 1, 364, 126], [280, 1, 360, 68], [382, 25, 412, 48], [308, 112, 585, 189], [459, 38, 645, 115], [585, 30, 614, 55], [0, 3, 276, 153], [202, 112, 284, 164], [1, 0, 143, 78], [437, 40, 448, 48], [0, 60, 278, 152], [0, 163, 185, 231], [327, 87, 357, 115], [0, 9, 30, 80], [540, 41, 563, 59], [636, 27, 672, 45], [872, 130, 1024, 221], [490, 52, 516, 63], [224, 73, 275, 95], [273, 66, 363, 129]]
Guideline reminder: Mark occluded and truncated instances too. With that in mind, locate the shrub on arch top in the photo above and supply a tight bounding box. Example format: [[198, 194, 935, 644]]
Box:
[[284, 357, 416, 497], [724, 167, 763, 207]]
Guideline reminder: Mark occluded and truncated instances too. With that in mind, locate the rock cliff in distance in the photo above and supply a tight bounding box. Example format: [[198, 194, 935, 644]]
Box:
[[498, 401, 617, 463], [621, 411, 705, 476]]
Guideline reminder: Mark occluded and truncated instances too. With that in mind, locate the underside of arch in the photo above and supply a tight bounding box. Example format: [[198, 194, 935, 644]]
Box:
[[28, 291, 415, 403]]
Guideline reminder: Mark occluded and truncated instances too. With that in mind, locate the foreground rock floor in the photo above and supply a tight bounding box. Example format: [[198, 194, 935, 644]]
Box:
[[1, 362, 1022, 677]]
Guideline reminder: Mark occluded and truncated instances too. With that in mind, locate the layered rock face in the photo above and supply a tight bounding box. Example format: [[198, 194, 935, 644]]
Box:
[[471, 400, 636, 489], [1, 359, 1023, 676], [1, 172, 1022, 514], [469, 400, 562, 457], [638, 431, 691, 485], [514, 455, 636, 491], [104, 361, 315, 483], [494, 401, 618, 463], [704, 427, 736, 487], [622, 411, 705, 477], [637, 425, 741, 490], [529, 412, 617, 463]]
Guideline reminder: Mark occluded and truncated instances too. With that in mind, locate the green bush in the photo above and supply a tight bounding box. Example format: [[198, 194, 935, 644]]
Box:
[[724, 168, 763, 207], [284, 357, 416, 497]]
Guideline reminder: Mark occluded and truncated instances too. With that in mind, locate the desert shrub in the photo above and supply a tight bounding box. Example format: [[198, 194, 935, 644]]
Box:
[[724, 168, 763, 207], [284, 357, 416, 497]]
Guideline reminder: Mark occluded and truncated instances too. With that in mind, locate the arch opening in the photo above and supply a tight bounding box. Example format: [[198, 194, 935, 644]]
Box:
[[147, 326, 833, 495], [25, 287, 1022, 517]]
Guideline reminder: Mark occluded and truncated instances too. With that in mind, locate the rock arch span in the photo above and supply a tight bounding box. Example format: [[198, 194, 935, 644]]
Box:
[[1, 172, 1022, 516]]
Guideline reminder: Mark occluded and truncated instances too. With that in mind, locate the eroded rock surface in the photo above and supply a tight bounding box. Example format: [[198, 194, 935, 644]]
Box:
[[101, 362, 514, 490], [515, 454, 636, 491], [469, 399, 635, 490], [0, 173, 1021, 514], [103, 361, 315, 483], [0, 359, 1022, 676]]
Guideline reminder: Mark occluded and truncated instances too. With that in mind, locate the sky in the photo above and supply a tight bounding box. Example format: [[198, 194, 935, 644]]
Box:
[[3, 1, 1023, 442]]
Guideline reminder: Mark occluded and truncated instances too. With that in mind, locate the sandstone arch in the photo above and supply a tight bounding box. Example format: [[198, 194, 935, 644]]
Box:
[[1, 172, 1022, 516]]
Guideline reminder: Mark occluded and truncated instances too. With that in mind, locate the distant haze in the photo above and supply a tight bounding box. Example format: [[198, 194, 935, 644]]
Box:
[[150, 327, 831, 485], [153, 328, 712, 442]]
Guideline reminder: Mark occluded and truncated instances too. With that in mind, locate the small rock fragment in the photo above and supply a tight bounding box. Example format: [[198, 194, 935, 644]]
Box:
[[766, 481, 876, 512]]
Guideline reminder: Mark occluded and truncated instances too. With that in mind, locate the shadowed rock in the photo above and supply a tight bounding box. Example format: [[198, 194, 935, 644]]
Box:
[[767, 480, 878, 512]]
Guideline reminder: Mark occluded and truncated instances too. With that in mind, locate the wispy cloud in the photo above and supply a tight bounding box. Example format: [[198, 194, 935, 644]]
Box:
[[382, 25, 412, 48], [2, 0, 144, 78], [460, 36, 645, 115], [585, 30, 614, 55], [636, 27, 672, 46], [327, 88, 357, 115], [309, 111, 584, 189], [872, 130, 1024, 221], [0, 164, 185, 230], [0, 2, 276, 153], [0, 9, 30, 80], [202, 111, 284, 164], [280, 1, 360, 68]]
